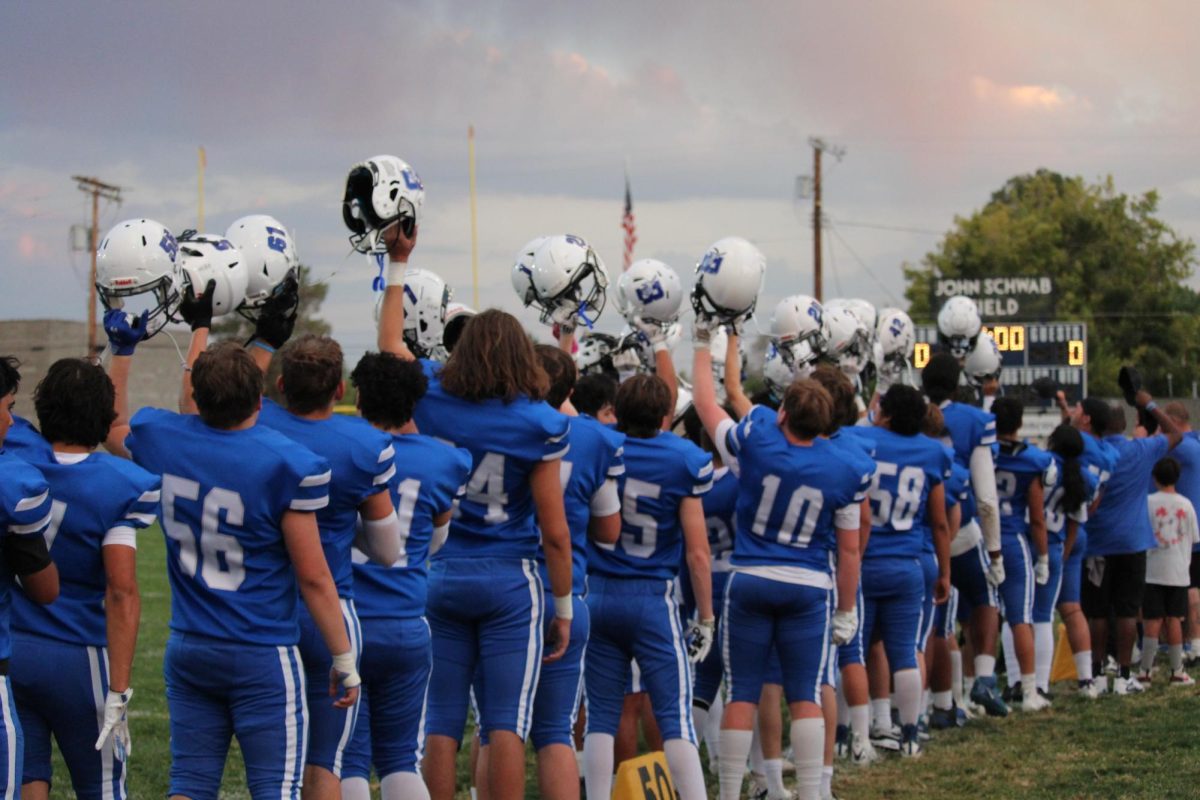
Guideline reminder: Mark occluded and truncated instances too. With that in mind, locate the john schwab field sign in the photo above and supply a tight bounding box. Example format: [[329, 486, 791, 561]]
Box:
[[931, 276, 1055, 320]]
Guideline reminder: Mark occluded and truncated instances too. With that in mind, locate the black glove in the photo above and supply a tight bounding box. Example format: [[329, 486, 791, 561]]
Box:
[[251, 271, 300, 349], [179, 279, 216, 331], [1031, 376, 1058, 401], [1117, 365, 1142, 407]]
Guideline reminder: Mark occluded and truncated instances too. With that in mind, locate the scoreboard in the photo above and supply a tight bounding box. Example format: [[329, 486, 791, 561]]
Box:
[[912, 322, 1088, 399]]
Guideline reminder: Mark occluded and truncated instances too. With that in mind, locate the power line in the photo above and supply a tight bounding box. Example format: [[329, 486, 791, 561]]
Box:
[[830, 218, 946, 236], [825, 222, 902, 306]]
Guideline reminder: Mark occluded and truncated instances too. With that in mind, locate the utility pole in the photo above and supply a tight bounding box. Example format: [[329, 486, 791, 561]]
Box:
[[72, 176, 123, 356], [806, 137, 844, 302]]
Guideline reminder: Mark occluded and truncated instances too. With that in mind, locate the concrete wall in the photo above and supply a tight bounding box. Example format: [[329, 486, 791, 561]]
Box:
[[0, 319, 189, 416]]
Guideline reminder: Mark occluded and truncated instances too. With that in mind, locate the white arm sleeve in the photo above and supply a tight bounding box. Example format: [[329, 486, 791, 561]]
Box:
[[970, 445, 1000, 553], [834, 503, 861, 531], [714, 418, 740, 477], [356, 510, 401, 566], [430, 522, 450, 555], [590, 479, 620, 517]]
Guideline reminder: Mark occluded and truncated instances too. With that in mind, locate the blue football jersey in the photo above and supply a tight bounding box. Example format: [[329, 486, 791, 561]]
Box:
[[1088, 434, 1170, 555], [0, 450, 54, 660], [412, 362, 570, 560], [11, 451, 160, 646], [1044, 452, 1099, 544], [704, 467, 738, 572], [5, 416, 53, 462], [940, 401, 997, 527], [723, 406, 870, 573], [1173, 432, 1200, 551], [588, 431, 712, 580], [995, 441, 1056, 540], [537, 414, 625, 594], [352, 433, 472, 619], [127, 407, 331, 645], [856, 427, 950, 559], [945, 447, 968, 509], [257, 399, 395, 597]]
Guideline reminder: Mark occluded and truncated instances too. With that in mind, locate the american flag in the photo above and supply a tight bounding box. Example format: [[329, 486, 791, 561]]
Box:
[[621, 170, 636, 270]]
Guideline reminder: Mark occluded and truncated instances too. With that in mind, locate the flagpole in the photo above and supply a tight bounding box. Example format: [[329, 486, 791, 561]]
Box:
[[468, 125, 480, 309], [198, 146, 206, 231]]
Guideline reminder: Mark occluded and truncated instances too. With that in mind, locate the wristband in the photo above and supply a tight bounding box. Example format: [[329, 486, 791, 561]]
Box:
[[386, 261, 407, 287], [249, 339, 275, 355], [1145, 400, 1158, 412], [653, 341, 669, 353], [554, 594, 574, 620], [331, 651, 361, 687]]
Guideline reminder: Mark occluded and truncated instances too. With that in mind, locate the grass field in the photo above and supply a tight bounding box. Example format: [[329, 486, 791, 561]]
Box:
[[44, 529, 1200, 798]]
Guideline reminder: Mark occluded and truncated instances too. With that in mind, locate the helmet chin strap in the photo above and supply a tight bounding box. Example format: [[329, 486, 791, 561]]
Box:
[[372, 252, 386, 292]]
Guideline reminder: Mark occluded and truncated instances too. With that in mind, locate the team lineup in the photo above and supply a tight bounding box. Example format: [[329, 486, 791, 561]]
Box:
[[1, 154, 1197, 800]]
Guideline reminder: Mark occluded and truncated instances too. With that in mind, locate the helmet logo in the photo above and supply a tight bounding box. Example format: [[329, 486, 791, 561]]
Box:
[[564, 234, 587, 248], [266, 226, 288, 253], [807, 303, 821, 323], [402, 169, 424, 191], [635, 280, 665, 304], [698, 251, 724, 274], [211, 238, 234, 251], [159, 231, 178, 261], [889, 319, 905, 337]]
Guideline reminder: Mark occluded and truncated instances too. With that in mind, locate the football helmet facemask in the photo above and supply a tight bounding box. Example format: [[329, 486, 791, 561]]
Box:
[[526, 234, 609, 327], [95, 218, 182, 338], [342, 155, 425, 254]]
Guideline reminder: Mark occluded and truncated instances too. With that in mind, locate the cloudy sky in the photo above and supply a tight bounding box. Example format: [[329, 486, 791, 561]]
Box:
[[4, 1, 1199, 358]]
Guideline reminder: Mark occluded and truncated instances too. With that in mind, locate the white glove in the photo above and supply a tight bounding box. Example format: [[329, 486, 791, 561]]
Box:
[[831, 608, 858, 646], [1034, 555, 1050, 586], [95, 688, 132, 761], [986, 554, 1006, 588], [692, 316, 718, 346], [687, 617, 716, 664], [331, 651, 362, 690], [630, 315, 669, 351]]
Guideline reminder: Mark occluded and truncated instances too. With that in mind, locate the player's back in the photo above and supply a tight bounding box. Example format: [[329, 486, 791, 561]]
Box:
[[0, 449, 53, 659], [1044, 452, 1098, 543], [11, 451, 160, 645], [857, 427, 949, 558], [413, 363, 569, 560], [940, 401, 997, 468], [539, 413, 624, 593], [127, 407, 330, 645], [725, 406, 868, 572], [704, 467, 738, 572], [352, 433, 472, 620], [995, 441, 1055, 538], [589, 430, 712, 580], [257, 398, 395, 597], [1089, 433, 1168, 555]]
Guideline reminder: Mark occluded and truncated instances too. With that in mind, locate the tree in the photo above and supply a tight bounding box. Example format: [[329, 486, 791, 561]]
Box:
[[903, 169, 1200, 396], [211, 264, 331, 342]]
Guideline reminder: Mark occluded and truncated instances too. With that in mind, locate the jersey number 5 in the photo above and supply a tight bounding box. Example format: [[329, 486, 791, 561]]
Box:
[[162, 474, 246, 592]]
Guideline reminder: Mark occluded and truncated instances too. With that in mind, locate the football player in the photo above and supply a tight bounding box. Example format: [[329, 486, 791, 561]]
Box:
[[991, 398, 1053, 711], [250, 327, 401, 797], [922, 353, 1008, 716], [581, 373, 714, 800], [693, 325, 867, 800], [108, 306, 360, 799], [1084, 385, 1181, 694], [0, 356, 59, 798], [854, 386, 952, 756], [339, 353, 472, 800], [10, 355, 159, 800]]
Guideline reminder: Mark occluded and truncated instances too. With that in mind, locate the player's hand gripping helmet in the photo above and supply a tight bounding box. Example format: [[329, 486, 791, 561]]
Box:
[[963, 331, 1002, 387], [401, 267, 451, 359], [176, 233, 249, 319], [690, 237, 765, 324], [342, 155, 425, 254], [937, 295, 982, 360], [224, 215, 299, 318], [875, 307, 916, 389], [524, 234, 609, 328], [616, 259, 684, 330], [95, 218, 182, 338], [822, 301, 873, 377]]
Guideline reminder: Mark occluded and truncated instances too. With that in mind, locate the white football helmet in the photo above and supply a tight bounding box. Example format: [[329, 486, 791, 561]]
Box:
[[176, 233, 249, 319], [525, 234, 609, 327], [840, 298, 877, 333], [822, 304, 872, 377], [763, 342, 800, 402], [575, 332, 623, 379], [511, 236, 549, 308], [441, 302, 476, 356], [342, 155, 425, 254], [95, 218, 181, 337], [769, 295, 825, 371], [937, 295, 982, 360], [691, 237, 765, 323], [402, 268, 451, 359], [224, 215, 299, 315], [964, 331, 1003, 386], [616, 259, 684, 329], [876, 307, 916, 388]]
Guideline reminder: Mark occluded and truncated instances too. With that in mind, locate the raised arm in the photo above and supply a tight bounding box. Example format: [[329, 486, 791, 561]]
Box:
[[692, 322, 733, 443], [722, 329, 752, 420], [176, 279, 216, 415], [377, 225, 417, 360], [1137, 389, 1182, 450], [102, 309, 149, 458]]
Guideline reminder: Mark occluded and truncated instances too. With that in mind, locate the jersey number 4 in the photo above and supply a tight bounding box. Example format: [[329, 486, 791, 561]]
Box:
[[162, 474, 246, 592]]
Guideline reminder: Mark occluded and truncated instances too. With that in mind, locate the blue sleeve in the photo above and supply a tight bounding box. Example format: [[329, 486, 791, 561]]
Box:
[[112, 469, 162, 536], [606, 434, 626, 479], [363, 437, 397, 501], [1146, 434, 1170, 466], [125, 406, 171, 464], [3, 467, 52, 537], [285, 452, 332, 513], [537, 409, 571, 462], [686, 445, 715, 497], [727, 405, 772, 459], [435, 448, 473, 515], [978, 411, 997, 448]]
